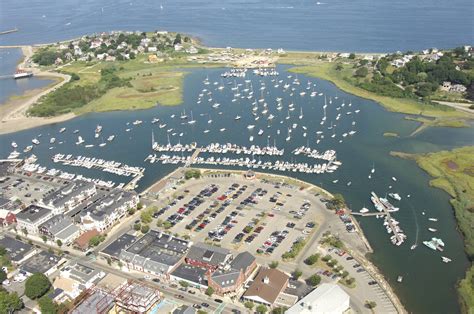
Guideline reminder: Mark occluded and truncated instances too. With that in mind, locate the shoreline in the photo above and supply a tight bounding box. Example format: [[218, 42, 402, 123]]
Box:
[[0, 46, 73, 135], [142, 166, 406, 313]]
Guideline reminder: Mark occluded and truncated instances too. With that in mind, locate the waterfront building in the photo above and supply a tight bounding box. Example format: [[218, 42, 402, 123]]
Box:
[[41, 180, 96, 214], [285, 283, 350, 314]]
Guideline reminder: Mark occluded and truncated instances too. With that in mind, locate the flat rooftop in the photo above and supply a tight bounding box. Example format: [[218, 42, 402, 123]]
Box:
[[16, 204, 51, 223], [0, 236, 35, 263], [21, 250, 61, 274], [101, 233, 137, 259]]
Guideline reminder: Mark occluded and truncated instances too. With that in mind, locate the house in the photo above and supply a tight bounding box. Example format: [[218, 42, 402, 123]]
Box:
[[242, 268, 289, 307], [100, 233, 136, 260], [38, 214, 80, 245], [186, 46, 198, 54], [185, 242, 233, 271], [48, 288, 70, 304], [0, 236, 36, 265], [53, 277, 83, 300], [74, 229, 100, 251], [105, 55, 116, 62], [451, 84, 467, 93], [0, 197, 17, 226], [285, 283, 350, 314], [120, 230, 190, 276], [207, 251, 257, 296], [148, 46, 158, 52], [79, 190, 138, 232], [174, 44, 183, 51], [41, 180, 96, 214], [16, 204, 53, 234], [96, 53, 107, 60], [339, 53, 350, 58]]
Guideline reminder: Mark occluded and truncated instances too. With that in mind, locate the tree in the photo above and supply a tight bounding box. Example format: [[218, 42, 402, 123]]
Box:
[[269, 261, 279, 269], [89, 235, 105, 247], [22, 228, 28, 237], [56, 239, 63, 247], [70, 73, 80, 81], [354, 67, 369, 78], [128, 207, 136, 215], [0, 269, 6, 282], [141, 225, 150, 233], [244, 301, 255, 310], [307, 274, 321, 286], [173, 33, 182, 45], [163, 221, 173, 229], [256, 304, 268, 313], [25, 273, 51, 299], [271, 307, 288, 314], [137, 202, 143, 210], [38, 295, 58, 314], [292, 269, 303, 280], [345, 277, 356, 285], [179, 280, 189, 288], [205, 287, 214, 296], [322, 254, 332, 262], [141, 210, 153, 224], [42, 235, 48, 243], [106, 257, 112, 266], [156, 219, 164, 227], [348, 53, 356, 59], [304, 254, 320, 265], [134, 223, 141, 231], [365, 300, 377, 309], [0, 290, 23, 312], [336, 63, 344, 71]]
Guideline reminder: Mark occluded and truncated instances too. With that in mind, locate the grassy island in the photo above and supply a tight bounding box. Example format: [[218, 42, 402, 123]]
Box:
[[383, 132, 399, 137], [391, 147, 474, 312]]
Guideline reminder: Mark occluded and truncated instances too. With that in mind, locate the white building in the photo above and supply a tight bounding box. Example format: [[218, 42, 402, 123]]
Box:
[[16, 205, 54, 234], [285, 283, 350, 314]]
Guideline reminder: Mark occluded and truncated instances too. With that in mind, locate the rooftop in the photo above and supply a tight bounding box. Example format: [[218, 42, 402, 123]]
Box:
[[80, 189, 136, 222], [0, 236, 35, 263], [243, 267, 289, 305], [65, 262, 101, 285], [186, 242, 231, 266], [43, 180, 95, 209], [285, 283, 350, 314], [39, 214, 74, 235], [16, 204, 51, 223], [21, 250, 61, 274], [171, 264, 208, 286], [101, 233, 136, 259], [121, 230, 190, 268]]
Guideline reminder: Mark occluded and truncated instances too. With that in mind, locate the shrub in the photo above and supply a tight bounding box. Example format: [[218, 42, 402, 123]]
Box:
[[25, 273, 51, 299]]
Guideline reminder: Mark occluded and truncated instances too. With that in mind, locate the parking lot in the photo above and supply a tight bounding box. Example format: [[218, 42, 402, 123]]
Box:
[[146, 173, 324, 261], [0, 173, 64, 206]]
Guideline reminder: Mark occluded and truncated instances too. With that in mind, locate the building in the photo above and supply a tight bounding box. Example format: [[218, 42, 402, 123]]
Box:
[[0, 197, 17, 226], [41, 181, 96, 213], [113, 280, 162, 313], [0, 236, 36, 264], [242, 268, 289, 307], [285, 283, 350, 314], [16, 204, 53, 234], [101, 233, 137, 260], [120, 230, 190, 276], [74, 229, 100, 251], [185, 242, 232, 271], [61, 262, 104, 289], [80, 190, 138, 232], [21, 251, 64, 276], [207, 251, 257, 296], [39, 214, 80, 245], [173, 305, 196, 314], [170, 264, 208, 289]]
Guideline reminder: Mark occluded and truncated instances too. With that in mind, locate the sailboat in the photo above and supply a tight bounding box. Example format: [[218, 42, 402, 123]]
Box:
[[299, 107, 303, 119], [188, 111, 196, 124]]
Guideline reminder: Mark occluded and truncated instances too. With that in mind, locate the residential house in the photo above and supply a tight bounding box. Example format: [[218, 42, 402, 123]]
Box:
[[41, 180, 96, 214], [242, 268, 289, 307], [38, 214, 80, 245]]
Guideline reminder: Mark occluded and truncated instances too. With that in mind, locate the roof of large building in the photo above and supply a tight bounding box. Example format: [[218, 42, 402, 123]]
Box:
[[186, 242, 231, 266], [65, 262, 101, 285], [243, 268, 289, 305], [120, 230, 190, 269], [173, 305, 196, 314], [101, 233, 137, 259], [231, 251, 255, 272], [285, 283, 350, 314], [0, 236, 35, 263], [16, 204, 51, 224], [21, 250, 61, 274], [56, 224, 80, 241], [171, 264, 208, 286], [43, 180, 95, 209], [80, 190, 136, 222], [39, 214, 74, 235], [210, 252, 256, 289]]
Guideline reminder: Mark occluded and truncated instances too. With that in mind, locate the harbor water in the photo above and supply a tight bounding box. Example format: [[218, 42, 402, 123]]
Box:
[[0, 66, 472, 313]]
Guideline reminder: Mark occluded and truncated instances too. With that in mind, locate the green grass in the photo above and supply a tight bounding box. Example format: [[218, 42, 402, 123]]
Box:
[[46, 54, 221, 115], [392, 146, 474, 312]]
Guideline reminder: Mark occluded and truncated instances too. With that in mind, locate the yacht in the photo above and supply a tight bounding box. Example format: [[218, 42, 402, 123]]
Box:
[[441, 256, 452, 263], [32, 138, 40, 145], [11, 141, 17, 148], [235, 115, 241, 120], [59, 127, 66, 133], [76, 136, 85, 145], [247, 125, 255, 130], [360, 207, 369, 213], [258, 129, 264, 136], [107, 135, 115, 142], [151, 118, 160, 124], [23, 145, 33, 153], [73, 129, 79, 134], [50, 138, 56, 144], [188, 111, 196, 124], [7, 151, 20, 159], [388, 193, 401, 201], [220, 128, 226, 132]]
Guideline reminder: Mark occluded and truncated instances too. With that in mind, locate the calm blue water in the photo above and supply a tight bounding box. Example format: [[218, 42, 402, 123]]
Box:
[[0, 0, 472, 52], [0, 49, 53, 104], [0, 66, 472, 313]]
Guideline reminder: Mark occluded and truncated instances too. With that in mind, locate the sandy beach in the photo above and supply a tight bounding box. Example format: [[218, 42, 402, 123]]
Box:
[[0, 46, 75, 135]]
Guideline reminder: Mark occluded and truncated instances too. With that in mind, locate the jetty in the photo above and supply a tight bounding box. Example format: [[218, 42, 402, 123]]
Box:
[[0, 28, 18, 36]]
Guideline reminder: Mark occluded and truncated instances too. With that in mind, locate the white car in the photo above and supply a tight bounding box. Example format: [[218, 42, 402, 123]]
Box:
[[2, 279, 10, 286]]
